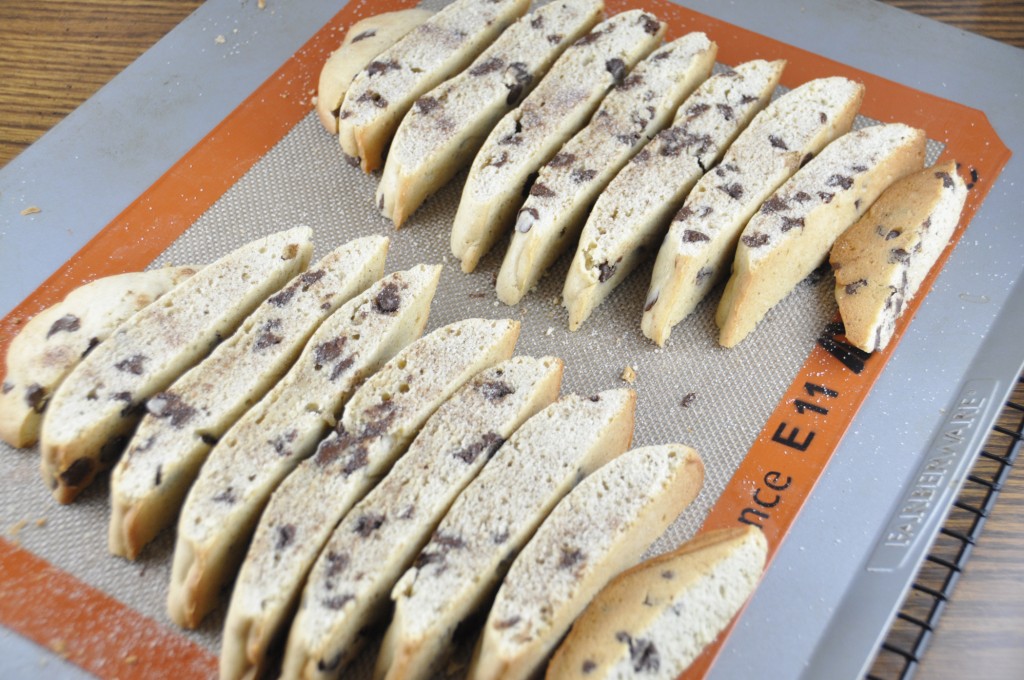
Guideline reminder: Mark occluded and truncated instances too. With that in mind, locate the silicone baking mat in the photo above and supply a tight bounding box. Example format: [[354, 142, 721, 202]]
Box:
[[0, 0, 1010, 677]]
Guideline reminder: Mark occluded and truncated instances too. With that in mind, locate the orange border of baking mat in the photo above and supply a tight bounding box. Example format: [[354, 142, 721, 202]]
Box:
[[0, 1, 1011, 678]]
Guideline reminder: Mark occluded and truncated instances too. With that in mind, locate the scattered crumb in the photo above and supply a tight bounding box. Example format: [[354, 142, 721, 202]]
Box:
[[7, 519, 28, 538], [20, 206, 41, 216], [550, 295, 560, 306], [215, 34, 226, 44], [681, 392, 697, 408], [545, 327, 554, 336], [620, 365, 637, 384], [35, 517, 48, 527], [492, 301, 500, 307], [48, 639, 68, 658], [258, 0, 266, 8], [123, 655, 139, 666]]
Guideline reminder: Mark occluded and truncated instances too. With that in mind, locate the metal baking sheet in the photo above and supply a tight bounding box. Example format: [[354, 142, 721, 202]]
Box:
[[0, 1, 1021, 678]]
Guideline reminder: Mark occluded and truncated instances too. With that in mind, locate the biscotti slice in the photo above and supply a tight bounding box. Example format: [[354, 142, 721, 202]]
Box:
[[0, 266, 197, 449], [495, 33, 716, 306], [469, 444, 704, 680], [317, 8, 434, 134], [377, 389, 637, 680], [378, 0, 605, 227], [717, 123, 926, 347], [108, 236, 388, 561], [167, 265, 440, 629], [40, 227, 313, 504], [641, 76, 864, 346], [546, 525, 767, 679], [338, 0, 530, 172], [278, 356, 564, 680], [219, 318, 520, 679], [451, 10, 666, 273], [563, 59, 785, 330], [831, 161, 968, 353]]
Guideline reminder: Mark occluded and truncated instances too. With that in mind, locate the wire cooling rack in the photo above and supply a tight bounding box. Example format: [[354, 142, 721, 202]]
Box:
[[867, 373, 1024, 679]]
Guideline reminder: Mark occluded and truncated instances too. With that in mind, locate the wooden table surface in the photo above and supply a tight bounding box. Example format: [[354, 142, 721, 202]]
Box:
[[1, 1, 1022, 678]]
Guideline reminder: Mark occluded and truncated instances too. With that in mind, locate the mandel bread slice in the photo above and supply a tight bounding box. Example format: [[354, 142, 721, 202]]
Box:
[[40, 227, 314, 504], [338, 0, 530, 172], [317, 8, 435, 134], [167, 264, 441, 629], [0, 265, 197, 449], [546, 525, 768, 680], [108, 235, 388, 560], [450, 9, 666, 273], [641, 76, 865, 346], [831, 160, 968, 353], [219, 318, 521, 680], [377, 0, 605, 227], [495, 32, 717, 306], [717, 122, 926, 347], [468, 444, 704, 680], [562, 59, 785, 331], [279, 356, 564, 680], [377, 389, 637, 680]]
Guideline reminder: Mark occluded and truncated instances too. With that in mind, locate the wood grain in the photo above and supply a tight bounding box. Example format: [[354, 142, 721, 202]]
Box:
[[0, 1, 1022, 679]]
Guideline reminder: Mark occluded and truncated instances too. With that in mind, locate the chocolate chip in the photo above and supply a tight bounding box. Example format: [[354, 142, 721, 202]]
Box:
[[492, 528, 510, 544], [549, 152, 576, 168], [740, 94, 758, 105], [695, 267, 714, 286], [819, 111, 828, 124], [675, 204, 695, 221], [341, 447, 369, 476], [276, 524, 296, 550], [494, 616, 521, 630], [687, 103, 710, 117], [682, 230, 709, 243], [59, 458, 94, 488], [351, 29, 375, 43], [569, 167, 598, 184], [504, 62, 532, 105], [481, 381, 514, 401], [147, 392, 197, 428], [718, 183, 744, 200], [469, 57, 504, 77], [270, 429, 298, 457], [793, 191, 812, 203], [716, 103, 734, 120], [25, 384, 47, 413], [559, 546, 584, 569], [588, 395, 600, 402], [353, 512, 385, 537], [356, 90, 388, 109], [845, 279, 868, 295], [575, 29, 604, 46], [851, 164, 868, 173], [322, 594, 355, 610], [818, 191, 835, 204], [414, 96, 439, 114], [826, 174, 854, 190], [935, 170, 954, 189], [547, 33, 563, 45], [742, 233, 769, 248], [634, 149, 651, 163], [889, 248, 911, 264], [47, 314, 81, 339], [268, 286, 297, 307], [453, 432, 504, 464], [781, 216, 805, 231], [325, 551, 349, 578], [365, 60, 400, 77], [605, 58, 626, 85], [374, 282, 401, 313], [530, 15, 543, 29], [314, 336, 348, 369], [761, 195, 790, 213], [434, 532, 466, 549], [768, 135, 788, 150], [486, 151, 509, 169], [115, 354, 146, 375], [639, 13, 661, 34], [598, 261, 617, 283], [530, 182, 555, 198], [254, 318, 284, 350]]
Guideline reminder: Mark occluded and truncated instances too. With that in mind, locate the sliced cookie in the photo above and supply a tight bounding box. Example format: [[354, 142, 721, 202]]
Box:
[[0, 266, 197, 449], [495, 32, 717, 306], [641, 76, 864, 346], [450, 9, 666, 273], [108, 236, 388, 560], [278, 356, 564, 680], [470, 444, 704, 680], [40, 227, 313, 504], [546, 525, 767, 680], [831, 160, 968, 353], [166, 265, 441, 629], [377, 389, 636, 680], [378, 0, 604, 227], [338, 0, 530, 172], [717, 123, 925, 347], [219, 318, 520, 678], [563, 59, 785, 330]]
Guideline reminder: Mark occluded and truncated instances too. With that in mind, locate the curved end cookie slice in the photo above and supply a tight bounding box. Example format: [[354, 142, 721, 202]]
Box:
[[40, 227, 313, 504], [469, 444, 704, 680], [278, 356, 564, 680], [495, 32, 717, 306], [338, 0, 531, 172], [450, 9, 667, 274], [377, 389, 636, 680], [717, 123, 925, 347], [546, 525, 767, 680], [0, 266, 197, 449], [377, 0, 605, 228], [563, 59, 786, 331], [832, 160, 967, 353], [317, 9, 434, 134], [108, 236, 388, 561], [167, 264, 441, 630], [641, 76, 864, 347]]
